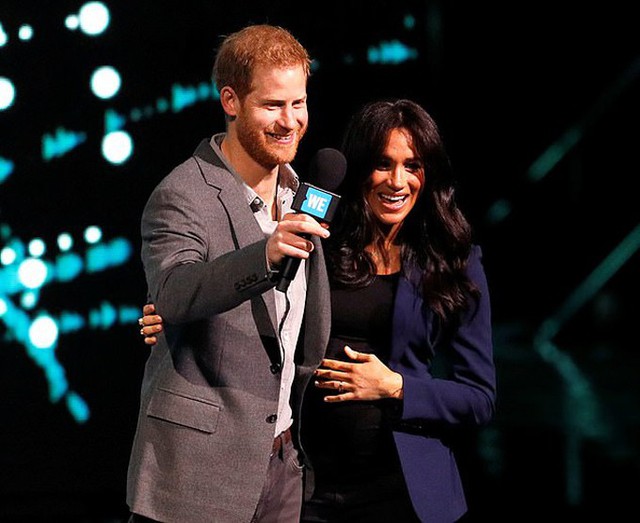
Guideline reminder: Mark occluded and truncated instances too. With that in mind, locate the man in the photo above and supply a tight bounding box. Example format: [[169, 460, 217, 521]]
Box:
[[127, 24, 332, 523]]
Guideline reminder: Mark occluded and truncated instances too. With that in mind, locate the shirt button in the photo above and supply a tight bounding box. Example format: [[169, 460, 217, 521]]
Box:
[[266, 414, 277, 424], [270, 363, 281, 374]]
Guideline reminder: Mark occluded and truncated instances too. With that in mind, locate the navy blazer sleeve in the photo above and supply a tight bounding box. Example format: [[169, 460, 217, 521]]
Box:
[[391, 245, 496, 428]]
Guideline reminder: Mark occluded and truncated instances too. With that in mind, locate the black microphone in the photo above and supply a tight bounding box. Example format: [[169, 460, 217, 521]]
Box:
[[275, 148, 347, 293]]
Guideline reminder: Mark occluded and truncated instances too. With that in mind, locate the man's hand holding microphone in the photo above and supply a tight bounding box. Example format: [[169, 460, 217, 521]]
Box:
[[268, 148, 347, 292]]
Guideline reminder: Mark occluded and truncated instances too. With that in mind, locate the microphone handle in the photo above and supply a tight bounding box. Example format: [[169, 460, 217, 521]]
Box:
[[275, 234, 309, 293]]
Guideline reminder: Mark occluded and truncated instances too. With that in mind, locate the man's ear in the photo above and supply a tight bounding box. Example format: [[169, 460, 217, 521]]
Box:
[[219, 86, 238, 117]]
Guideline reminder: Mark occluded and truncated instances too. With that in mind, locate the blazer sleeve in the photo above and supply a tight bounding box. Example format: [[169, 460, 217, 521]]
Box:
[[141, 165, 276, 324], [397, 245, 497, 428]]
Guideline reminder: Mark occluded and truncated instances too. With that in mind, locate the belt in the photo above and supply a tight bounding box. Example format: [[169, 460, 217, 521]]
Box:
[[271, 427, 292, 456]]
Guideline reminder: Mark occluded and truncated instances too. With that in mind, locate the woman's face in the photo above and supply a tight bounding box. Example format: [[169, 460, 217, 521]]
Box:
[[365, 128, 424, 236]]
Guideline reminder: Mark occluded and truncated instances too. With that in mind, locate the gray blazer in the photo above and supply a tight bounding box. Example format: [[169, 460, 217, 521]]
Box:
[[127, 137, 331, 523]]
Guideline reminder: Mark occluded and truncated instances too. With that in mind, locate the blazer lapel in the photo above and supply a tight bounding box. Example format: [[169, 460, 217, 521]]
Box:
[[192, 141, 279, 346]]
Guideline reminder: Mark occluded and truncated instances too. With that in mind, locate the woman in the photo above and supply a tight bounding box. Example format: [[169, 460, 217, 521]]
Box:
[[139, 99, 496, 522]]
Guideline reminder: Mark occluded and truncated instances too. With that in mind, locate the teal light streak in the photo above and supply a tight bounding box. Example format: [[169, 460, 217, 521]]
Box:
[[486, 55, 640, 224], [86, 237, 132, 272], [537, 223, 640, 341], [0, 228, 137, 423], [89, 301, 117, 329], [105, 108, 126, 132], [56, 252, 84, 281], [528, 128, 581, 182], [534, 222, 640, 506], [172, 81, 217, 112], [119, 305, 142, 323], [105, 80, 217, 135], [0, 156, 14, 183], [66, 391, 90, 423], [368, 40, 418, 64], [59, 311, 85, 332], [42, 127, 87, 161]]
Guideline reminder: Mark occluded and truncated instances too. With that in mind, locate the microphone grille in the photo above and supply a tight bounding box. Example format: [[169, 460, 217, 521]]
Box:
[[307, 148, 347, 192]]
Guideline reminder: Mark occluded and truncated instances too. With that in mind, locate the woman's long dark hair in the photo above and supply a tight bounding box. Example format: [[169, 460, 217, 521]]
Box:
[[326, 99, 478, 321]]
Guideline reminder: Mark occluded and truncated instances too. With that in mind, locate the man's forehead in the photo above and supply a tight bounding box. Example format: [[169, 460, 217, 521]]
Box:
[[249, 64, 307, 95]]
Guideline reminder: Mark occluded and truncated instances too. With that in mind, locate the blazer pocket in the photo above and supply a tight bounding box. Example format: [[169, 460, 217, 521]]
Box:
[[147, 387, 220, 434]]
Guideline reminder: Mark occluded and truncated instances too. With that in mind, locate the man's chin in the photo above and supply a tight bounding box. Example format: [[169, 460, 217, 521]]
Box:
[[271, 146, 298, 166]]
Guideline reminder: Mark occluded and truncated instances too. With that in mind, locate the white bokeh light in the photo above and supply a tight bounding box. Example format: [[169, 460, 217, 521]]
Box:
[[90, 66, 121, 99], [84, 226, 102, 244], [18, 258, 48, 289], [102, 130, 133, 164], [18, 24, 34, 41], [29, 315, 59, 349], [78, 2, 110, 36], [0, 77, 16, 111], [28, 238, 46, 257], [65, 15, 80, 30], [1, 246, 17, 265], [57, 233, 74, 251], [21, 291, 38, 309], [0, 23, 7, 46]]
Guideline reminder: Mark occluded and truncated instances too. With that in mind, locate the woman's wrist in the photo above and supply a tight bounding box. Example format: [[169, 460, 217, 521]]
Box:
[[387, 372, 404, 399]]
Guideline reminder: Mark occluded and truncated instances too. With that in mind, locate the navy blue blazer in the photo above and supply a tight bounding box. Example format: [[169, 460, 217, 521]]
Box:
[[388, 245, 496, 522]]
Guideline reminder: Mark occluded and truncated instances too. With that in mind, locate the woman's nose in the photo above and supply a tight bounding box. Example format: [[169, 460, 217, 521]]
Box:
[[388, 167, 406, 188]]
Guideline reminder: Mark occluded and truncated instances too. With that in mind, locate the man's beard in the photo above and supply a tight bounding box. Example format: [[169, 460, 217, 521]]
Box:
[[236, 117, 306, 169]]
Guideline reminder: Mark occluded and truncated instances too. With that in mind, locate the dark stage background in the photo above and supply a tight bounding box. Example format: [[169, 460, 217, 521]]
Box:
[[1, 2, 638, 521]]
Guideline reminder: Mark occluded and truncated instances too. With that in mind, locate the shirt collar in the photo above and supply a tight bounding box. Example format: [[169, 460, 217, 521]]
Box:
[[243, 166, 298, 215], [209, 133, 300, 213]]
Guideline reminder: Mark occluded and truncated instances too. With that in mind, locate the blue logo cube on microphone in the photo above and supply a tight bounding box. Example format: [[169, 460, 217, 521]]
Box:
[[292, 182, 341, 223], [301, 187, 331, 219]]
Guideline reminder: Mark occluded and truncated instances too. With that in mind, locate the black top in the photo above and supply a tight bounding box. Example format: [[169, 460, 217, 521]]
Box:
[[302, 272, 403, 484]]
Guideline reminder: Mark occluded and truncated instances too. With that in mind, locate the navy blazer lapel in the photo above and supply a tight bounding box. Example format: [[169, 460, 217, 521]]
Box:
[[389, 265, 434, 368]]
